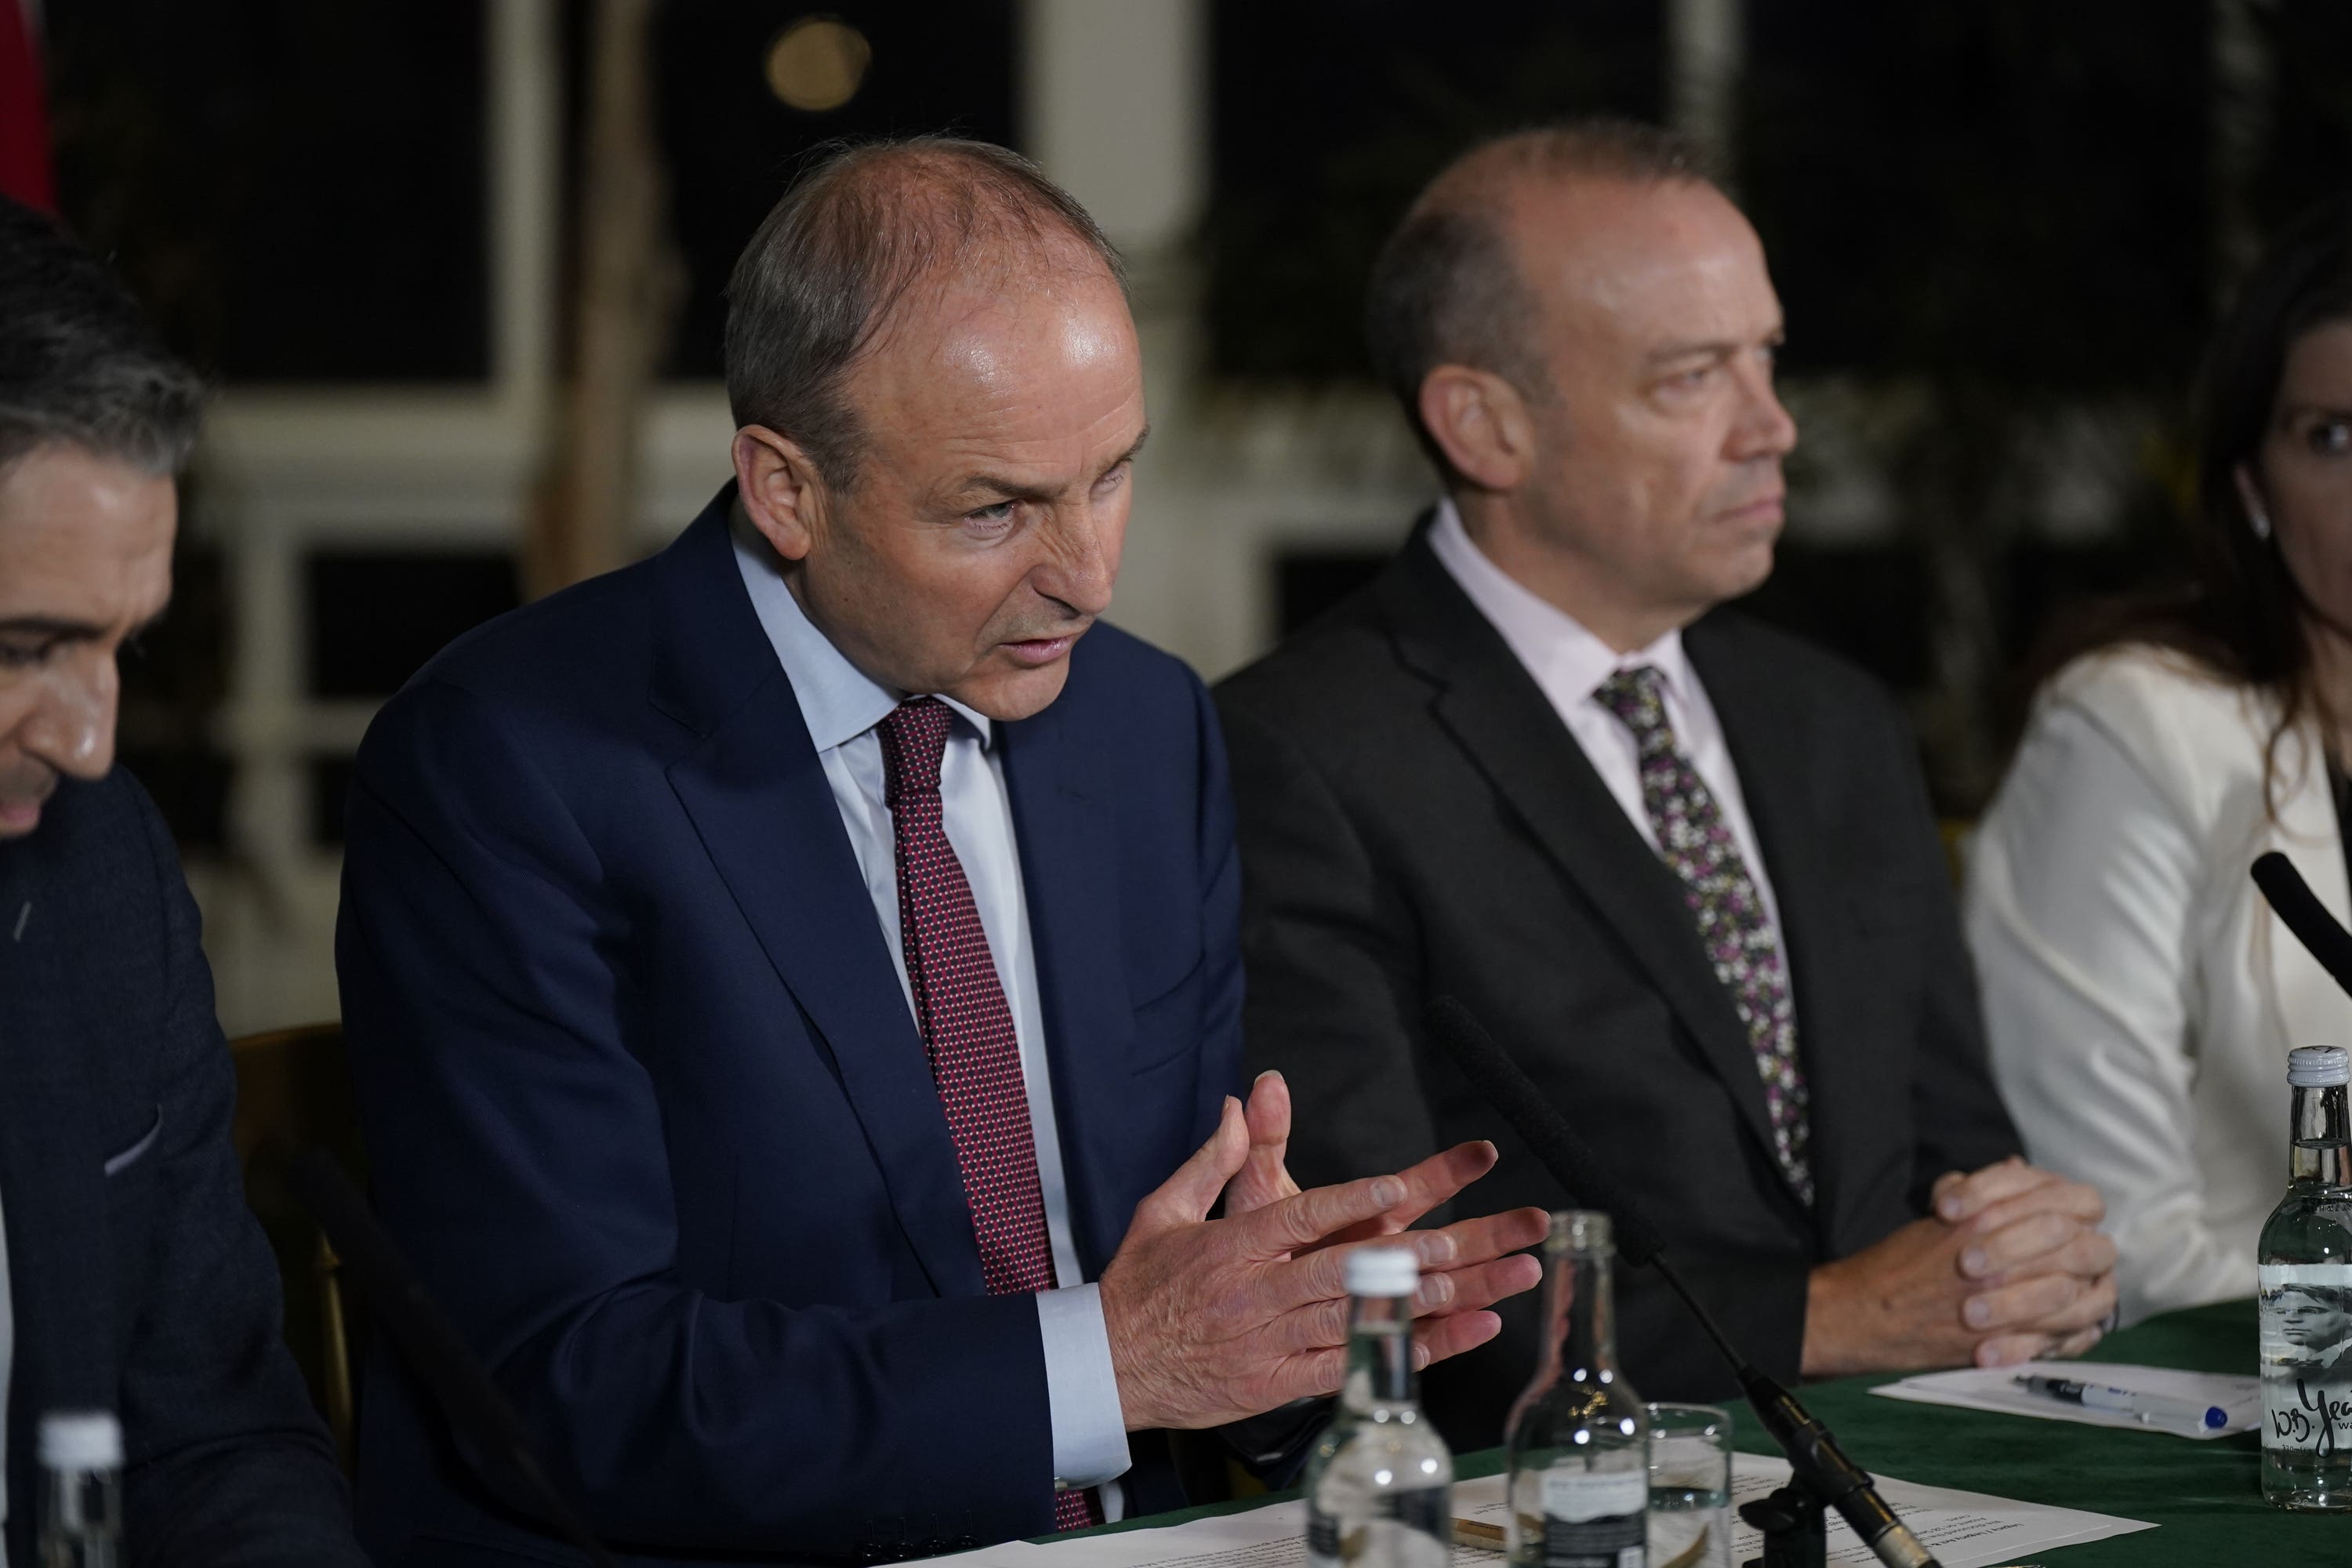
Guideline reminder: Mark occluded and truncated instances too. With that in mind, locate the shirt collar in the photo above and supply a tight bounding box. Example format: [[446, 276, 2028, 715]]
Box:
[[1425, 496, 1693, 707], [729, 508, 995, 753]]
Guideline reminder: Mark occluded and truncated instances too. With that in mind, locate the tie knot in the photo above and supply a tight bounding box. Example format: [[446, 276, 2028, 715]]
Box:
[[877, 697, 954, 803], [1592, 665, 1669, 735]]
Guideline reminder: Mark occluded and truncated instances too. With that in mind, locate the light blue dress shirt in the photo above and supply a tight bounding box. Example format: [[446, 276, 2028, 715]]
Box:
[[731, 515, 1131, 1510]]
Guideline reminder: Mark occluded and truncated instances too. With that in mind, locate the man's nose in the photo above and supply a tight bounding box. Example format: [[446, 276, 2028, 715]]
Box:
[[1035, 507, 1118, 619], [1733, 365, 1798, 461], [20, 659, 118, 782]]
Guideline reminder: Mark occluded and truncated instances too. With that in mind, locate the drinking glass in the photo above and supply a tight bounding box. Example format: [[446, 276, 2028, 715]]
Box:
[[1646, 1403, 1733, 1568]]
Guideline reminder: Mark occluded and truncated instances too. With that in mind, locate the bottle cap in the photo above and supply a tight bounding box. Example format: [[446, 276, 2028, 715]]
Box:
[[1345, 1245, 1418, 1298], [1549, 1209, 1613, 1254], [38, 1410, 122, 1471], [2288, 1047, 2351, 1087]]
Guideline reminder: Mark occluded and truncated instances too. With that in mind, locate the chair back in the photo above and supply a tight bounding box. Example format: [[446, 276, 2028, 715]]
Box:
[[228, 1022, 364, 1472]]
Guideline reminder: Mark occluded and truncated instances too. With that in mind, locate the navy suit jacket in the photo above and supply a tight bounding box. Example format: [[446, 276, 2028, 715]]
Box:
[[0, 769, 364, 1567], [338, 492, 1243, 1566]]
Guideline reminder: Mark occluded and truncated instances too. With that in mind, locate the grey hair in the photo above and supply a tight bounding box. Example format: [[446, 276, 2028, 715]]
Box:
[[1364, 118, 1716, 481], [723, 134, 1126, 492], [0, 197, 205, 477]]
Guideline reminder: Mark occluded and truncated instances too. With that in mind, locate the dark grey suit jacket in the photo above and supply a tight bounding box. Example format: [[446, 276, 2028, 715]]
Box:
[[1214, 527, 2020, 1447], [0, 769, 366, 1566]]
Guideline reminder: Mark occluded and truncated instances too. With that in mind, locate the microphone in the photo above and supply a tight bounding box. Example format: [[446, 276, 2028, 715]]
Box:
[[2252, 851, 2352, 998], [268, 1141, 622, 1568], [1426, 998, 1940, 1568]]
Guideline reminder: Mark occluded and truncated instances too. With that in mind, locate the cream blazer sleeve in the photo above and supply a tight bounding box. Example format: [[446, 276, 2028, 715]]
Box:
[[1966, 648, 2351, 1327]]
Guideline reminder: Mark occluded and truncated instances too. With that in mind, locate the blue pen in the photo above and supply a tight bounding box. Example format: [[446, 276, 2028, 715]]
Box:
[[2014, 1374, 2227, 1431]]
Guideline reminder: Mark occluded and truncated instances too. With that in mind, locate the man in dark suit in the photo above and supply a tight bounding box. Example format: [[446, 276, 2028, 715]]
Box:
[[1217, 122, 2120, 1445], [0, 198, 366, 1564], [339, 136, 1544, 1565]]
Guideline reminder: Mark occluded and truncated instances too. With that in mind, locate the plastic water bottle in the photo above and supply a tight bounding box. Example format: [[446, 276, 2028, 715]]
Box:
[[1304, 1246, 1454, 1568], [1505, 1210, 1647, 1568], [38, 1410, 122, 1567], [2259, 1045, 2352, 1510]]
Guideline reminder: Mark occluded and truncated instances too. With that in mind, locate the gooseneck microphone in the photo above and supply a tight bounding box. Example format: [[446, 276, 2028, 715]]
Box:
[[2252, 851, 2352, 998], [1427, 998, 1940, 1568], [269, 1142, 622, 1568]]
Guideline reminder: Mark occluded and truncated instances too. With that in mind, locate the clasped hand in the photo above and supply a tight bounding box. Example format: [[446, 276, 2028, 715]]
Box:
[[1802, 1156, 2118, 1378], [1100, 1071, 1548, 1431]]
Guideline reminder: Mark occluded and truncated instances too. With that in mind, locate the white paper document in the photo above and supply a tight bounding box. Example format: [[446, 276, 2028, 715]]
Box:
[[939, 1455, 2151, 1568], [1870, 1359, 2262, 1439]]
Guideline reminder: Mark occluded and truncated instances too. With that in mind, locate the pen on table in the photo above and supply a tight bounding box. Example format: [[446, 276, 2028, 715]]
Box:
[[2012, 1374, 2227, 1431], [1450, 1518, 1505, 1551]]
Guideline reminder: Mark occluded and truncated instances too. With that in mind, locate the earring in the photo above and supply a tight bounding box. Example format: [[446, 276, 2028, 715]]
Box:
[[2251, 506, 2274, 542]]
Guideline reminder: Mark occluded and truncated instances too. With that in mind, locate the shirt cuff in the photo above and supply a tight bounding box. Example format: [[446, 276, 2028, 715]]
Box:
[[1036, 1283, 1132, 1491]]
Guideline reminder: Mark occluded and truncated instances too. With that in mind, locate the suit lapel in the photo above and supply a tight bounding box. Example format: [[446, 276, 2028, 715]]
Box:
[[1380, 541, 1788, 1176], [1684, 615, 1853, 1218], [655, 502, 983, 1300], [0, 837, 118, 1458], [1000, 698, 1131, 1275]]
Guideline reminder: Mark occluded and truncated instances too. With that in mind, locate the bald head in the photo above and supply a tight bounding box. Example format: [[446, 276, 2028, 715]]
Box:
[[1365, 119, 1715, 477], [725, 136, 1126, 492]]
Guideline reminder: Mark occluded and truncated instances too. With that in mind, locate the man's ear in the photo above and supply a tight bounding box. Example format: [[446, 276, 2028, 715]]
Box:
[[732, 425, 829, 562], [1417, 365, 1537, 492]]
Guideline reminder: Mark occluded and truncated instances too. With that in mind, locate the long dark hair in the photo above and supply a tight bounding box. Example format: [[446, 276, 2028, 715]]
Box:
[[2054, 194, 2352, 799]]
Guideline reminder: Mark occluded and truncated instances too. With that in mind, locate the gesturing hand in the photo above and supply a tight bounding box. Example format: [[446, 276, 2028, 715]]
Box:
[[1100, 1094, 1548, 1431]]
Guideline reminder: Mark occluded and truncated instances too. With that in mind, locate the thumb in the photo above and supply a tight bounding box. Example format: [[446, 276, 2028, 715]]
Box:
[[1133, 1097, 1249, 1235]]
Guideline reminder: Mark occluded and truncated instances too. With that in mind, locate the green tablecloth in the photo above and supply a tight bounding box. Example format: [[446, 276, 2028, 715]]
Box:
[[1088, 1301, 2348, 1562]]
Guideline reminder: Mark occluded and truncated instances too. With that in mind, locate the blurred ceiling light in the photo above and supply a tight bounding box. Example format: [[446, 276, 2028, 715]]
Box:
[[765, 16, 872, 114]]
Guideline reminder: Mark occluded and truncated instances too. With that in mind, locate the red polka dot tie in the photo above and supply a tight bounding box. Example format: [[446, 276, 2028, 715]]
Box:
[[877, 698, 1102, 1530]]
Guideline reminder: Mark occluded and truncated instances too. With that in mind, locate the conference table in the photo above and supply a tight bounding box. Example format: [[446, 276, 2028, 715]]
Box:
[[1081, 1300, 2345, 1563]]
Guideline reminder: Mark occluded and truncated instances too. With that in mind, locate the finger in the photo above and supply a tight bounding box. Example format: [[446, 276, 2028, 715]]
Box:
[[1415, 1252, 1544, 1318], [1962, 1175, 2105, 1236], [1411, 1207, 1552, 1273], [1132, 1097, 1249, 1234], [1928, 1169, 1967, 1211], [1264, 1294, 1356, 1359], [1971, 1330, 2061, 1370], [1367, 1141, 1499, 1231], [1226, 1073, 1301, 1219], [1962, 1268, 2112, 1337], [1933, 1156, 2046, 1222], [2048, 1323, 2107, 1359], [1410, 1309, 1504, 1368], [1235, 1171, 1411, 1264], [1957, 1210, 2081, 1279], [1971, 1225, 2117, 1287]]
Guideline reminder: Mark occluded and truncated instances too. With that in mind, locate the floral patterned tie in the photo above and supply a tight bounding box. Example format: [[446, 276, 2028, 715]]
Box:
[[1592, 666, 1814, 1205], [877, 697, 1102, 1530]]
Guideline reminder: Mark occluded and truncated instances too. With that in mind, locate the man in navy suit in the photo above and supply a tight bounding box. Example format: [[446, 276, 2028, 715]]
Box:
[[338, 136, 1546, 1566], [0, 198, 367, 1564]]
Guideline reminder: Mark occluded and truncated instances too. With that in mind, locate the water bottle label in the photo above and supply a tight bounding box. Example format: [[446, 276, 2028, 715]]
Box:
[[2257, 1262, 2352, 1455], [1306, 1505, 1341, 1568], [1537, 1469, 1646, 1568]]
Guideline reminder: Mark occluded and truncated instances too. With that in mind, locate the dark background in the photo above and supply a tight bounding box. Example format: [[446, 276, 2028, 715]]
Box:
[[40, 0, 2352, 833]]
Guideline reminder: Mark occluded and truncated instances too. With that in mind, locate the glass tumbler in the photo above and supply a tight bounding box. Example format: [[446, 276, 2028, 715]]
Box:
[[1646, 1403, 1733, 1568]]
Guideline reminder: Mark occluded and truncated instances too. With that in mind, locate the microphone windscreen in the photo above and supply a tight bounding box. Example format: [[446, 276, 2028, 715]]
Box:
[[2253, 851, 2352, 1000], [1425, 996, 1668, 1265]]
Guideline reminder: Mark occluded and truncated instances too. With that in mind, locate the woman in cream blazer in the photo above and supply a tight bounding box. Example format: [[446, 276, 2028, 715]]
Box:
[[1968, 648, 2347, 1324], [1969, 195, 2352, 1326]]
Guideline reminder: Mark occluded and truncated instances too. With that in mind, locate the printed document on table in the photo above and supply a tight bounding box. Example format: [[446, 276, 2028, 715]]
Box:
[[937, 1457, 2151, 1568], [1869, 1359, 2262, 1438]]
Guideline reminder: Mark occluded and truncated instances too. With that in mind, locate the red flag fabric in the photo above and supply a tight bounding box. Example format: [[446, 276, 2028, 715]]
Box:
[[0, 0, 54, 212]]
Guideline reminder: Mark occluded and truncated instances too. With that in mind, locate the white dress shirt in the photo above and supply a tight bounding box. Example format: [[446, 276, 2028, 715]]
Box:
[[732, 517, 1131, 1508], [1427, 499, 1784, 935]]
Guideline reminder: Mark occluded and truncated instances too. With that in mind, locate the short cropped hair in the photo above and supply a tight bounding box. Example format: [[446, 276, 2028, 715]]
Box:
[[1365, 118, 1715, 480], [0, 197, 205, 477], [724, 135, 1126, 492]]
